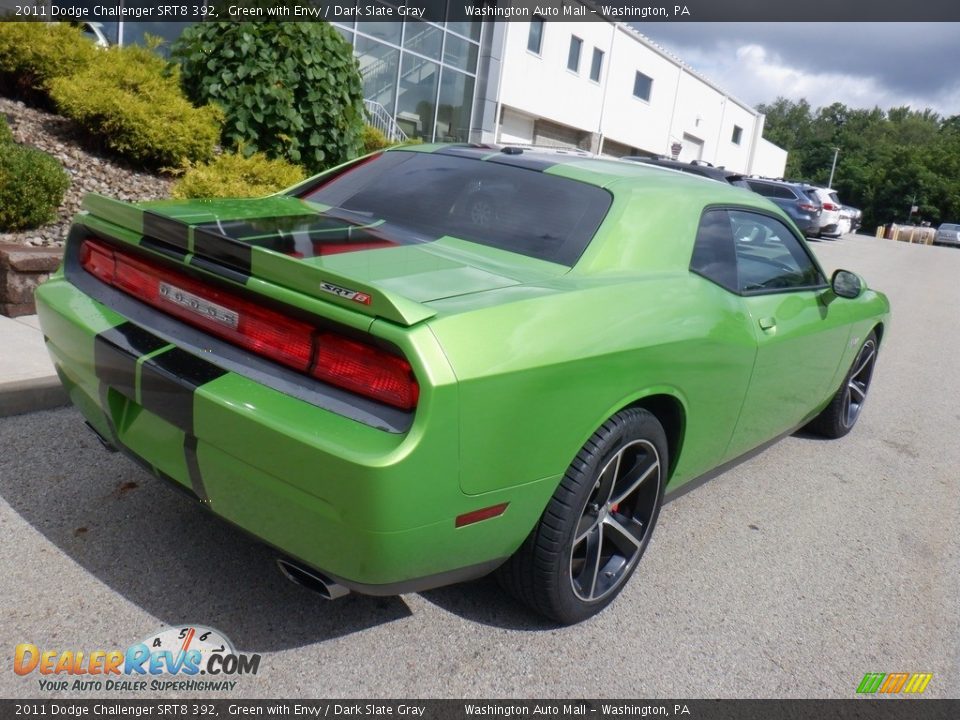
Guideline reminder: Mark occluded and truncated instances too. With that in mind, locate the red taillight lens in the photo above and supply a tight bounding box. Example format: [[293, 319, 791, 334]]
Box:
[[822, 202, 839, 211], [798, 203, 818, 212], [79, 241, 115, 283], [313, 333, 419, 410], [80, 238, 418, 410]]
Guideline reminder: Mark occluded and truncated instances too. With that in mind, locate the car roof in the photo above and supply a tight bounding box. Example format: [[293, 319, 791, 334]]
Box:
[[621, 156, 743, 178], [386, 144, 761, 201]]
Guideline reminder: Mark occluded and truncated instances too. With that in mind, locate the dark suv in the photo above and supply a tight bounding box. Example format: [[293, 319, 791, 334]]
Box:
[[621, 156, 749, 188], [743, 179, 823, 236]]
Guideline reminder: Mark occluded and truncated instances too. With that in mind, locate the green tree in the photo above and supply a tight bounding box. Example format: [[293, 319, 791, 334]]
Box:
[[172, 22, 365, 174], [760, 97, 960, 230]]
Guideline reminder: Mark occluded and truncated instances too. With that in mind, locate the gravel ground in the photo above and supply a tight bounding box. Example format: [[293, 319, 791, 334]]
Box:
[[0, 234, 957, 699], [0, 97, 172, 248]]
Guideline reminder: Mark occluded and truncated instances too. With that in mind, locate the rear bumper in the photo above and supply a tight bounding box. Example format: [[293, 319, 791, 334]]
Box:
[[820, 222, 841, 238], [35, 273, 555, 593], [792, 215, 819, 235]]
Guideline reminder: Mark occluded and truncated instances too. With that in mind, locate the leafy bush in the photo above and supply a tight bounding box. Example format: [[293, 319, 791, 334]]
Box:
[[49, 45, 222, 170], [0, 22, 98, 107], [361, 125, 392, 155], [172, 22, 365, 174], [0, 114, 13, 145], [0, 144, 69, 231], [172, 150, 306, 199]]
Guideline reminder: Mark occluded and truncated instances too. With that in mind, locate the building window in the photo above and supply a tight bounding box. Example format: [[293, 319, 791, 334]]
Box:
[[732, 125, 743, 145], [567, 36, 582, 73], [527, 17, 544, 55], [633, 71, 652, 101], [589, 48, 604, 82]]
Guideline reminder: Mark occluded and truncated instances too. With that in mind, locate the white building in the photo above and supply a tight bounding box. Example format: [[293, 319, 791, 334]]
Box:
[[483, 16, 786, 177], [65, 4, 789, 178]]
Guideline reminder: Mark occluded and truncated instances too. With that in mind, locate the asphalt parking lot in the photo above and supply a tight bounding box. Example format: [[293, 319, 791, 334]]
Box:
[[1, 233, 957, 699]]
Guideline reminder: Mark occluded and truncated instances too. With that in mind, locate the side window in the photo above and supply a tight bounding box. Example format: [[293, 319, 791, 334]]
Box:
[[747, 181, 775, 198], [690, 209, 738, 292], [729, 210, 825, 293]]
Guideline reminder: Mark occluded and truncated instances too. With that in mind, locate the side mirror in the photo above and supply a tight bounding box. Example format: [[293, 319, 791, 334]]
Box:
[[831, 269, 864, 299]]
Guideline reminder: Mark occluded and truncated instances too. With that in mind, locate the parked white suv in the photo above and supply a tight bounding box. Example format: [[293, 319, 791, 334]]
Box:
[[809, 186, 843, 238]]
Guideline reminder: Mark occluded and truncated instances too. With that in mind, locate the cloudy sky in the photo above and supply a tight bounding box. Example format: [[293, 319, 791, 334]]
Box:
[[637, 23, 960, 117]]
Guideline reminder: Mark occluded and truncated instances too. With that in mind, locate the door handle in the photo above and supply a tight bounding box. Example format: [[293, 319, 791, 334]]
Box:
[[758, 316, 776, 331]]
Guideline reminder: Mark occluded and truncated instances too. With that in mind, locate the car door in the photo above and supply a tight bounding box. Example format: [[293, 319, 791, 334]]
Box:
[[722, 209, 851, 460]]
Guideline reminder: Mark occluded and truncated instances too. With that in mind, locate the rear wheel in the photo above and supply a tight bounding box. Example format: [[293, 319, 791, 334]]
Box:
[[498, 408, 666, 624], [806, 331, 878, 438]]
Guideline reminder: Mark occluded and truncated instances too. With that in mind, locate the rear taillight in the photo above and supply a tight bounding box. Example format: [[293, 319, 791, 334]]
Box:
[[80, 238, 418, 410], [822, 202, 839, 211], [798, 203, 818, 212], [312, 333, 419, 410]]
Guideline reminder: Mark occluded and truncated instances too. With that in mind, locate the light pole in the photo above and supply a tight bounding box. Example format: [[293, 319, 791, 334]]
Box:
[[827, 147, 840, 188]]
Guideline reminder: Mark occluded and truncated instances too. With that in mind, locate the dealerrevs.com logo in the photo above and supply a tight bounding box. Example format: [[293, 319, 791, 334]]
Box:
[[14, 625, 260, 693]]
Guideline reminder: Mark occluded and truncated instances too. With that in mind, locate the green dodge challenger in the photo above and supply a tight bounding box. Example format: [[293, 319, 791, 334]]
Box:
[[36, 145, 890, 624]]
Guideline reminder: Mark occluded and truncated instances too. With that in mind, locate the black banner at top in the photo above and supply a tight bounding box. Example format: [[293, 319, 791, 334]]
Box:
[[2, 0, 960, 23]]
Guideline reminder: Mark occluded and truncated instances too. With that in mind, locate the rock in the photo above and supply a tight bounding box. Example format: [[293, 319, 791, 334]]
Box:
[[0, 96, 174, 249]]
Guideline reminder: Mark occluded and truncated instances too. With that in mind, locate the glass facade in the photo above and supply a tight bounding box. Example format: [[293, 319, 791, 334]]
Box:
[[335, 6, 484, 143]]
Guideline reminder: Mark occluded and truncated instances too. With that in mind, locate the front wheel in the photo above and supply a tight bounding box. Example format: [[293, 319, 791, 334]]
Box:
[[498, 408, 667, 624], [806, 331, 879, 438]]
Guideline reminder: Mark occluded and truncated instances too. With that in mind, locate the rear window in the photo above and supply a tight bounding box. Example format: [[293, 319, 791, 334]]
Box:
[[298, 151, 612, 266]]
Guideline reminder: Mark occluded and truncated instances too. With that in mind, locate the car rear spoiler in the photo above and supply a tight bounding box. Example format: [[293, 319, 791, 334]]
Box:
[[79, 194, 437, 327]]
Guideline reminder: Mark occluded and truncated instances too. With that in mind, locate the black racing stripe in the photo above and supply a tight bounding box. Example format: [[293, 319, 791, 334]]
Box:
[[193, 227, 253, 277], [435, 144, 501, 160], [93, 322, 167, 401], [143, 212, 190, 251], [140, 235, 188, 262], [487, 153, 562, 171], [189, 254, 251, 285], [103, 322, 170, 357], [139, 347, 227, 434], [97, 383, 120, 446], [183, 434, 209, 503]]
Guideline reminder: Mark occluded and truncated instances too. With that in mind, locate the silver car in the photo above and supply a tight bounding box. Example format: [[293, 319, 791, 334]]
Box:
[[935, 223, 960, 246]]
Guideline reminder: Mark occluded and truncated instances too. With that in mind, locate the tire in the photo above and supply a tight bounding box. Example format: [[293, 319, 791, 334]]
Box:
[[805, 331, 879, 439], [498, 408, 667, 624]]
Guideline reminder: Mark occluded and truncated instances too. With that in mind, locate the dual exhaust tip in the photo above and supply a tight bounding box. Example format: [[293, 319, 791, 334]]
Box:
[[276, 558, 350, 600]]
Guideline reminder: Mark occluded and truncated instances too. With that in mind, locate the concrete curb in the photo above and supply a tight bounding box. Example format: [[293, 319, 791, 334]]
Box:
[[0, 375, 70, 418]]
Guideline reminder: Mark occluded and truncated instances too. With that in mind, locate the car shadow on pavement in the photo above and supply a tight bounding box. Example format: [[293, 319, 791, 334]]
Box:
[[419, 577, 560, 632], [0, 409, 416, 652]]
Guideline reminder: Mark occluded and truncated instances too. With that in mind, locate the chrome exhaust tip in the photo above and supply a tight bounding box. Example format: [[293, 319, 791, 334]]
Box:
[[276, 558, 350, 600]]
